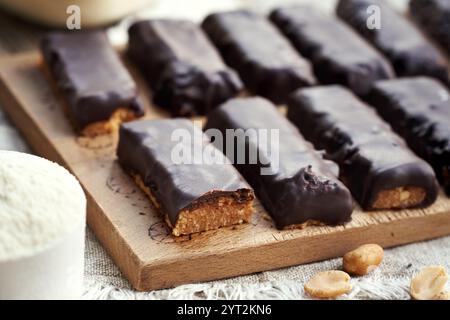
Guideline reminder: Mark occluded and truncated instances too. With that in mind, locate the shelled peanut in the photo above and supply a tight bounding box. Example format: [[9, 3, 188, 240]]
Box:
[[410, 266, 448, 300], [305, 243, 384, 299], [304, 270, 352, 299], [343, 244, 384, 276]]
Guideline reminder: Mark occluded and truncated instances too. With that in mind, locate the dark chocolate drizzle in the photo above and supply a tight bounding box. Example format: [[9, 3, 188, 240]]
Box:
[[117, 119, 253, 226], [336, 0, 449, 84], [367, 77, 450, 195], [410, 0, 450, 56], [288, 85, 438, 209], [127, 19, 242, 117], [270, 6, 394, 96], [202, 10, 316, 104], [41, 31, 144, 131], [205, 97, 353, 229]]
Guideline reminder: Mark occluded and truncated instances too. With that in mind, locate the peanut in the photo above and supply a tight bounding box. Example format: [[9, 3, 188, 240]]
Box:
[[434, 291, 450, 300], [304, 270, 352, 299], [343, 244, 384, 276], [410, 266, 448, 300]]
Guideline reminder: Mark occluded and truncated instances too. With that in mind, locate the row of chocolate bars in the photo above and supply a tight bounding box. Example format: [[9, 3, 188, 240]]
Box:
[[41, 0, 450, 236]]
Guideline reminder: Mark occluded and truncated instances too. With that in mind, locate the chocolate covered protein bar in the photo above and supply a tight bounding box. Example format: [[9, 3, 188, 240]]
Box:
[[270, 6, 394, 96], [367, 77, 450, 195], [128, 19, 242, 116], [205, 97, 353, 229], [202, 10, 316, 103], [337, 0, 449, 84], [42, 31, 144, 136], [288, 85, 439, 210], [410, 0, 450, 56], [117, 119, 254, 236]]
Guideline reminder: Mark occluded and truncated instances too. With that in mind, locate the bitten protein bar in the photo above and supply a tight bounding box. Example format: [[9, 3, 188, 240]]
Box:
[[117, 119, 254, 236], [205, 97, 353, 229], [288, 85, 439, 210]]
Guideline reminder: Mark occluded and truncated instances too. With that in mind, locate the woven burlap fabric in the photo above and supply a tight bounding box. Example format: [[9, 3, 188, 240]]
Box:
[[2, 106, 449, 300], [83, 227, 450, 300]]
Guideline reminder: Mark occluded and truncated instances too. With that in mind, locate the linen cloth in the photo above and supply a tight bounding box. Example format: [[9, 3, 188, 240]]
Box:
[[0, 0, 449, 300]]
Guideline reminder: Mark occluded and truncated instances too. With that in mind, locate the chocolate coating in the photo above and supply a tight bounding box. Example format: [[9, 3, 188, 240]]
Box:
[[205, 97, 353, 229], [410, 0, 450, 55], [337, 0, 449, 84], [41, 31, 144, 131], [128, 19, 242, 117], [117, 119, 253, 226], [202, 10, 316, 104], [270, 6, 394, 96], [367, 77, 450, 195], [288, 85, 438, 209]]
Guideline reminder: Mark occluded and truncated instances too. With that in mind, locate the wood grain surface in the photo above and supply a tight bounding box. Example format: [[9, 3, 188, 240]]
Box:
[[1, 52, 449, 291]]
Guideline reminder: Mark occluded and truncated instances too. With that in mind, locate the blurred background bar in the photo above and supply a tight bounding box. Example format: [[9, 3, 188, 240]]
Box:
[[0, 0, 408, 53]]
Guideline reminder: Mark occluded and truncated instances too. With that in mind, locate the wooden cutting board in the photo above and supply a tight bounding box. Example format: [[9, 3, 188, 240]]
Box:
[[1, 52, 450, 291]]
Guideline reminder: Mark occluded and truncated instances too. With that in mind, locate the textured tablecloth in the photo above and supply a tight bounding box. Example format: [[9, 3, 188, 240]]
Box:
[[0, 0, 449, 300]]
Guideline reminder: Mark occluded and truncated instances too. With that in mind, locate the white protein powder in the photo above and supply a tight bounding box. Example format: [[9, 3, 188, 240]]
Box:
[[0, 151, 86, 299]]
